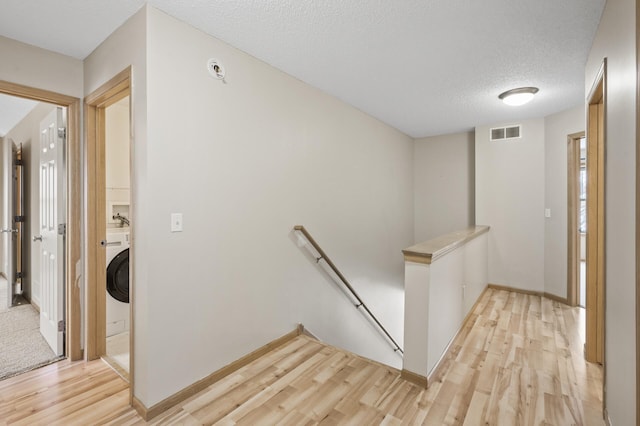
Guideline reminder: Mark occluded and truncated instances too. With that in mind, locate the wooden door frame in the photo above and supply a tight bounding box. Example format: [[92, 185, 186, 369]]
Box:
[[567, 131, 585, 308], [585, 59, 606, 369], [85, 67, 133, 395], [0, 80, 82, 361]]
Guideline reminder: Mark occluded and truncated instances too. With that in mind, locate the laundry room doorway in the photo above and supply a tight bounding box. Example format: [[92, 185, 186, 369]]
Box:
[[85, 68, 134, 386], [103, 94, 131, 377]]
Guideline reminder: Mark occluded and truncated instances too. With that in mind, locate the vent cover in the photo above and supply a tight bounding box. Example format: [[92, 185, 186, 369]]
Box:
[[490, 125, 521, 141]]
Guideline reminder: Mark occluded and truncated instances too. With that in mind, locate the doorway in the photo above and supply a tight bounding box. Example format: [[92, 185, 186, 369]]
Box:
[[568, 62, 606, 420], [568, 132, 586, 310], [584, 60, 606, 366], [0, 81, 82, 370], [578, 136, 587, 308], [104, 95, 131, 377], [85, 68, 133, 386], [0, 97, 68, 379]]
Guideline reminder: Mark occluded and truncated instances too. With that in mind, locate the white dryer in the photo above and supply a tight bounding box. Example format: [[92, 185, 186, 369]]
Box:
[[106, 230, 130, 337]]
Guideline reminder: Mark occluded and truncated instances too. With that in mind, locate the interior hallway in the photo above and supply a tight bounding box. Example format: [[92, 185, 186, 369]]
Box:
[[0, 289, 603, 425]]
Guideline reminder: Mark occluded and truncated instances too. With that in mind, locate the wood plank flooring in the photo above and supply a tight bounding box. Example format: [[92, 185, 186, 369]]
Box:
[[0, 289, 604, 425]]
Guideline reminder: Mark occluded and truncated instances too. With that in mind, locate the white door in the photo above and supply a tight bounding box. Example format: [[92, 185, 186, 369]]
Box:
[[37, 107, 65, 356]]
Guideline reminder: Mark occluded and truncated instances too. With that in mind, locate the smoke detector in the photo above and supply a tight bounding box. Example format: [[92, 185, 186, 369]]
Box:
[[207, 58, 226, 80]]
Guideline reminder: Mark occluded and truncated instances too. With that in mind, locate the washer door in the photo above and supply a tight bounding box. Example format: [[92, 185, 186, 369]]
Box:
[[107, 248, 129, 303]]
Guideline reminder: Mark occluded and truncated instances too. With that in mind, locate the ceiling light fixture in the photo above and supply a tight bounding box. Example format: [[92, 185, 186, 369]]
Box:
[[498, 87, 539, 106]]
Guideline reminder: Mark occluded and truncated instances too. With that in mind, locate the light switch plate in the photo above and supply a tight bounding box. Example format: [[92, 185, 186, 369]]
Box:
[[545, 208, 551, 218], [171, 213, 183, 232]]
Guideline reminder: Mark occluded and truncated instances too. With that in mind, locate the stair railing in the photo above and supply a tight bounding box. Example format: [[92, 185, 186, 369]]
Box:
[[293, 225, 403, 355]]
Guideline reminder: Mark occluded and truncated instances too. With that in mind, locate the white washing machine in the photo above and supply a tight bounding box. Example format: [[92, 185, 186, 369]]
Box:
[[106, 230, 130, 337]]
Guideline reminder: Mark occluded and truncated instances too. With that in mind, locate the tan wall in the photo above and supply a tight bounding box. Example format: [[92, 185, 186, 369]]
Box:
[[475, 118, 546, 292], [142, 7, 414, 406], [543, 105, 585, 299], [414, 131, 475, 242], [83, 5, 149, 402], [0, 36, 83, 98]]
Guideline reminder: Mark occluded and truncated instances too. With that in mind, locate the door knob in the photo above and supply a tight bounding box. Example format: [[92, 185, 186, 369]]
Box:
[[32, 235, 43, 241]]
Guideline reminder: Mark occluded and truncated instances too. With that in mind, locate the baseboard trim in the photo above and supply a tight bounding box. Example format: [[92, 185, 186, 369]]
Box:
[[132, 396, 147, 420], [297, 323, 320, 341], [401, 369, 428, 388], [488, 283, 569, 306], [101, 355, 130, 383], [133, 326, 302, 421], [542, 291, 569, 305], [488, 283, 541, 297]]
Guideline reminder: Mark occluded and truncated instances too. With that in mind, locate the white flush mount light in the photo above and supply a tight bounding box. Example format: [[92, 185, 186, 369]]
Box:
[[207, 58, 226, 80], [498, 87, 539, 106]]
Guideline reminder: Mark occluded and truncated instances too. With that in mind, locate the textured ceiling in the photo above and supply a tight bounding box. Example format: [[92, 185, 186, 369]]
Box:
[[0, 0, 146, 59], [0, 0, 605, 138]]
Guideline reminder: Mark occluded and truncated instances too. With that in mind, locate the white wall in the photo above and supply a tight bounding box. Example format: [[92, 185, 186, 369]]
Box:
[[143, 7, 413, 407], [83, 6, 149, 403], [414, 131, 475, 242], [475, 119, 545, 292], [543, 105, 585, 299], [585, 0, 636, 422], [3, 103, 58, 306], [105, 98, 131, 226]]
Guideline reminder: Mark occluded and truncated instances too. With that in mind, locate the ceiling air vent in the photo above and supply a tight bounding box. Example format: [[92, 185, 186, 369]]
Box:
[[490, 125, 521, 141]]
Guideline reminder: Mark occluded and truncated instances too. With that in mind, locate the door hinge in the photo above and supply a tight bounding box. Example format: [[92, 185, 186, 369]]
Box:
[[14, 159, 24, 166], [58, 223, 66, 236], [14, 215, 25, 223], [58, 127, 66, 140], [58, 320, 65, 332], [16, 272, 25, 279]]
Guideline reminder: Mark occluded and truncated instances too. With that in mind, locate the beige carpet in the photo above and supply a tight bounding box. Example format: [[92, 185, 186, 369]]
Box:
[[0, 304, 63, 381]]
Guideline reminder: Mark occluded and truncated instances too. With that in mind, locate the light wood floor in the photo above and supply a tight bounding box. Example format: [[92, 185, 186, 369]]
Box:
[[0, 289, 604, 425]]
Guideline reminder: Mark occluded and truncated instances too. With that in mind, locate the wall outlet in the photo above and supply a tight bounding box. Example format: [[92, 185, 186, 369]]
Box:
[[171, 213, 183, 232], [545, 208, 551, 218]]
